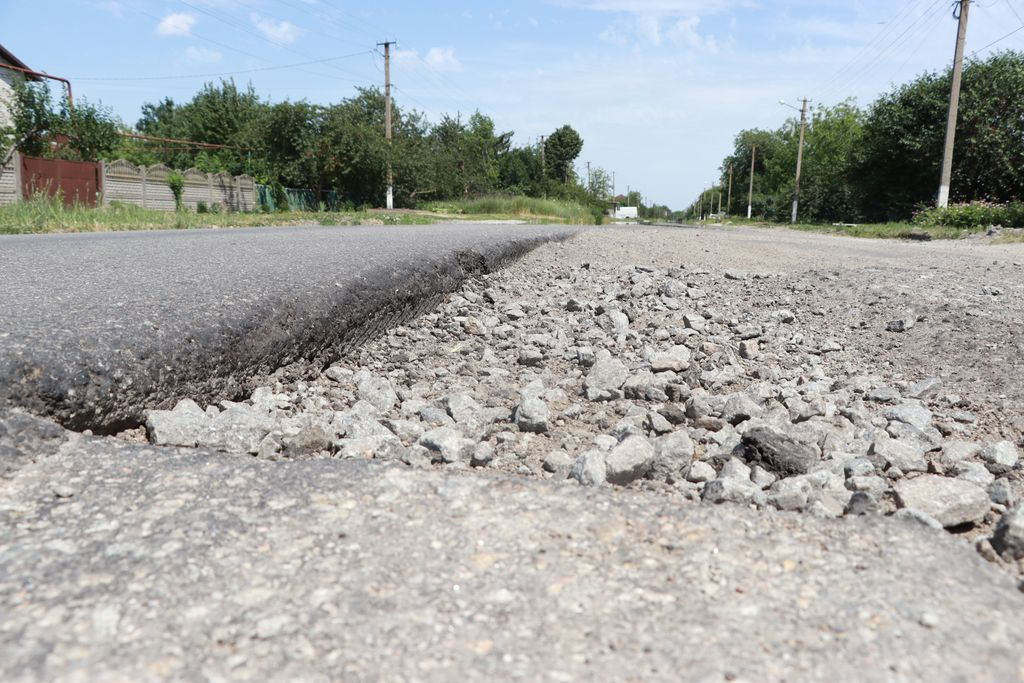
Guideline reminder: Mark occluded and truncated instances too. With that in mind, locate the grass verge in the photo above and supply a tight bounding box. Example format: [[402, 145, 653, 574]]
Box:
[[0, 195, 600, 235], [703, 217, 984, 240], [0, 197, 437, 235], [424, 196, 597, 224]]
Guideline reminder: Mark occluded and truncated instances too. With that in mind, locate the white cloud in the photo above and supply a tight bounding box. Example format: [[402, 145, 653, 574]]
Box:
[[424, 47, 462, 72], [666, 16, 718, 51], [556, 0, 744, 14], [156, 12, 195, 37], [250, 13, 302, 45], [600, 13, 720, 51], [600, 25, 628, 45], [185, 46, 222, 64], [393, 47, 463, 72], [95, 1, 123, 18]]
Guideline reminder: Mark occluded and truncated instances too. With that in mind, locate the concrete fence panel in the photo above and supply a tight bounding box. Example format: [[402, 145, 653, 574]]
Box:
[[96, 159, 256, 212], [181, 168, 211, 211], [0, 150, 18, 206]]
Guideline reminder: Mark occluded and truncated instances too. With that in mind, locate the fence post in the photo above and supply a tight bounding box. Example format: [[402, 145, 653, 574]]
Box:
[[207, 173, 214, 207], [141, 166, 147, 209], [98, 160, 106, 206], [13, 151, 22, 201]]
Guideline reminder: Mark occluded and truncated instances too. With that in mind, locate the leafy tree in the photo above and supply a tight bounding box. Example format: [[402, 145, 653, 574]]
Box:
[[3, 80, 57, 156], [3, 81, 120, 162], [587, 166, 612, 199], [544, 125, 583, 182]]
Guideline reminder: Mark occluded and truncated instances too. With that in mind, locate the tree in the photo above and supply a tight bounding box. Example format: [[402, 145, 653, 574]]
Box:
[[3, 80, 120, 162], [587, 166, 612, 199], [544, 125, 583, 182], [851, 51, 1024, 220]]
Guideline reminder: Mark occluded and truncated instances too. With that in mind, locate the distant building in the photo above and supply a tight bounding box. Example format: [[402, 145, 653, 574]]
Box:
[[0, 44, 39, 136]]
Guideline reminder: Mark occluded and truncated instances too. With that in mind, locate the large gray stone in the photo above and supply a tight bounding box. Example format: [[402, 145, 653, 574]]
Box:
[[418, 427, 472, 464], [605, 435, 655, 486], [894, 475, 990, 528], [584, 357, 629, 401], [570, 450, 607, 486], [740, 427, 818, 476], [980, 441, 1019, 476], [356, 375, 398, 413], [145, 399, 207, 448], [515, 382, 550, 434], [702, 477, 767, 507], [991, 505, 1024, 561], [650, 431, 694, 483], [650, 346, 691, 373]]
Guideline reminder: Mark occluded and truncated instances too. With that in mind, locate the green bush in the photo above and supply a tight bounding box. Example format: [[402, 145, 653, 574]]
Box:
[[912, 201, 1024, 230], [167, 172, 185, 212], [196, 201, 208, 214]]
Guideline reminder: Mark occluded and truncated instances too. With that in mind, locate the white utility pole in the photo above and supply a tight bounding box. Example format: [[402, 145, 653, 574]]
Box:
[[747, 144, 757, 219], [378, 41, 396, 210], [938, 0, 970, 208]]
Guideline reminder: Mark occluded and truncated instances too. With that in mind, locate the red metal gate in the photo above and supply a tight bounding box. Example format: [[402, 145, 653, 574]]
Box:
[[21, 156, 102, 207]]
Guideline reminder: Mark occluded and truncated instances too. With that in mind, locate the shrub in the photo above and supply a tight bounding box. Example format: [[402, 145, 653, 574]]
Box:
[[912, 201, 1024, 230], [197, 201, 208, 214], [167, 172, 185, 212]]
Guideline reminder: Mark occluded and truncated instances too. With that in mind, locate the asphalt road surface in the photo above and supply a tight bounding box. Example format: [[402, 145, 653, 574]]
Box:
[[0, 223, 575, 431]]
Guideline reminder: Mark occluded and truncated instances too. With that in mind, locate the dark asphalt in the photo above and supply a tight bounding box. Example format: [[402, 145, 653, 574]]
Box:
[[0, 223, 576, 431]]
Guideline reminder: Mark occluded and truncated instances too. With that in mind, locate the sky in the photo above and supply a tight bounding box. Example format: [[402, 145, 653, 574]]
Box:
[[3, 0, 1023, 209]]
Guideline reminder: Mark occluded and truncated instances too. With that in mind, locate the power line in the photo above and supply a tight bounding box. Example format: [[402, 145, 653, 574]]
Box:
[[969, 23, 1024, 55], [812, 0, 931, 93], [72, 51, 374, 82], [819, 0, 948, 102], [174, 0, 362, 82]]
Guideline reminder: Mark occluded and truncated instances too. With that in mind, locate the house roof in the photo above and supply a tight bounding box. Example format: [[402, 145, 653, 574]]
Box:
[[0, 43, 40, 81]]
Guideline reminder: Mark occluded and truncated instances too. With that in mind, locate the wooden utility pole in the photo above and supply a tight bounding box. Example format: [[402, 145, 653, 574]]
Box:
[[586, 161, 591, 189], [727, 164, 734, 215], [747, 145, 757, 219], [378, 41, 396, 210], [791, 97, 808, 224], [938, 0, 970, 208]]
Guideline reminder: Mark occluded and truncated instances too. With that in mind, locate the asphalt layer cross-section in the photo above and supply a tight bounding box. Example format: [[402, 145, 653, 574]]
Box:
[[0, 223, 576, 432]]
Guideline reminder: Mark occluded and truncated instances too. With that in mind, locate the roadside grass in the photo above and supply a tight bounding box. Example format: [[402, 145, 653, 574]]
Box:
[[703, 216, 984, 240], [424, 196, 596, 224], [0, 195, 599, 235], [0, 196, 439, 235]]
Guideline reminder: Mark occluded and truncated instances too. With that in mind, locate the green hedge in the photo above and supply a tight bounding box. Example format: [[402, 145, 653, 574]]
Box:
[[913, 201, 1024, 230]]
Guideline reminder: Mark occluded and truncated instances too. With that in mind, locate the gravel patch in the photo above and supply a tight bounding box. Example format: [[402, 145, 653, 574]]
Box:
[[140, 227, 1024, 579]]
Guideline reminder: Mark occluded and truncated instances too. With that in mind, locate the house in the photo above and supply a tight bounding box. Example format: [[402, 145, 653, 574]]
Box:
[[1, 43, 39, 134]]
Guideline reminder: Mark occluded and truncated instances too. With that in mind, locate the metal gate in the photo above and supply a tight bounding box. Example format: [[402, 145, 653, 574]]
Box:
[[21, 156, 102, 207]]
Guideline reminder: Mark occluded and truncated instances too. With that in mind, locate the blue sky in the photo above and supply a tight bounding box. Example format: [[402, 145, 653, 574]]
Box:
[[4, 0, 1023, 208]]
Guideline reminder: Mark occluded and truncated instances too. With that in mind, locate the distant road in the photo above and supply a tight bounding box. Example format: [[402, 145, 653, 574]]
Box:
[[0, 223, 576, 431]]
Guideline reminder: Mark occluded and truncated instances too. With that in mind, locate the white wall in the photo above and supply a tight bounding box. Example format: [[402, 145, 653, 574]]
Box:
[[0, 67, 18, 132]]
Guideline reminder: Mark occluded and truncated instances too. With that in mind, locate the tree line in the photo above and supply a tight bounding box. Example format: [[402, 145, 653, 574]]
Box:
[[3, 78, 627, 213], [692, 50, 1024, 223]]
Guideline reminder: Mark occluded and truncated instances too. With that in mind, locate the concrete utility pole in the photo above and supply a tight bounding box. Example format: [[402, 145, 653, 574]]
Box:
[[780, 98, 809, 224], [539, 135, 546, 177], [717, 189, 722, 215], [727, 164, 733, 215], [378, 41, 396, 210], [938, 0, 971, 208], [747, 144, 757, 219]]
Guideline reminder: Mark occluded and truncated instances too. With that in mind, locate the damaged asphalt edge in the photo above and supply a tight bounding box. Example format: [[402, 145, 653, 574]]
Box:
[[1, 232, 575, 435]]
